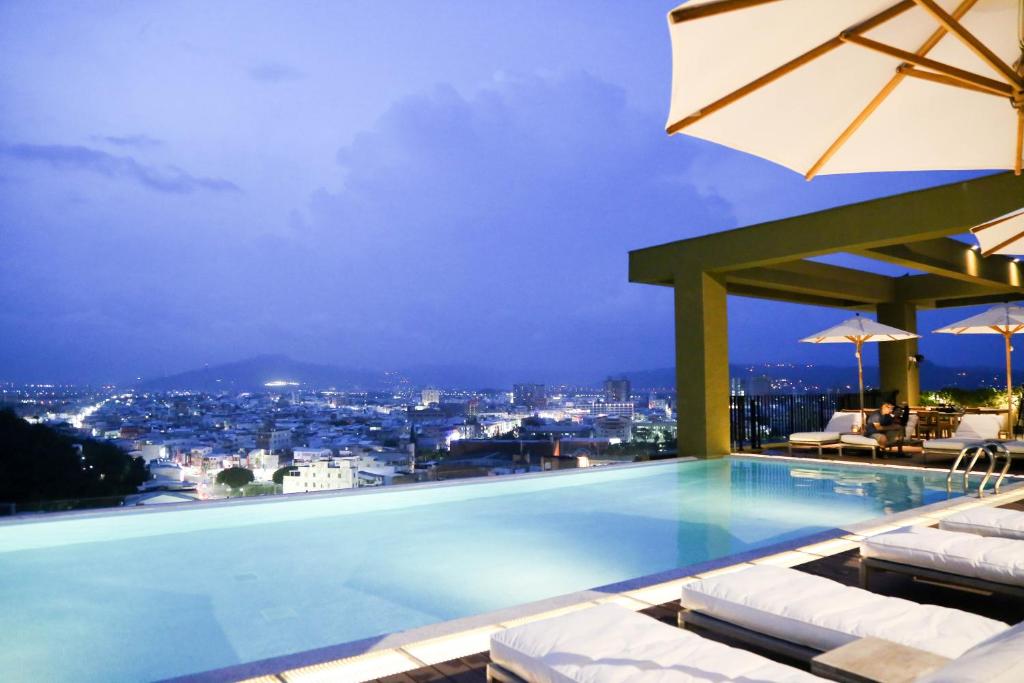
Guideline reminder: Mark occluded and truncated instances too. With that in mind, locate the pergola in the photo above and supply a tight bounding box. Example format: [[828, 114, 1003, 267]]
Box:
[[629, 171, 1024, 457]]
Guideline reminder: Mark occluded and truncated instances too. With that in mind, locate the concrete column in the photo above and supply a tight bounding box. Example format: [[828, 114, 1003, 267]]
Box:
[[876, 302, 919, 405], [674, 269, 731, 457]]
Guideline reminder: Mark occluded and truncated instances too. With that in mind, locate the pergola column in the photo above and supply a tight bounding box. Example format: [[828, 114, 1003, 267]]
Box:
[[674, 269, 731, 457], [876, 301, 919, 405]]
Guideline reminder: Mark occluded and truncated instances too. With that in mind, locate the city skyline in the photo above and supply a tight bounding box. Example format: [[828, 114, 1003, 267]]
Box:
[[0, 1, 1005, 385]]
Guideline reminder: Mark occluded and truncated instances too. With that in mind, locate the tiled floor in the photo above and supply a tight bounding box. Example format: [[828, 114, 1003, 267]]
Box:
[[367, 498, 1024, 683]]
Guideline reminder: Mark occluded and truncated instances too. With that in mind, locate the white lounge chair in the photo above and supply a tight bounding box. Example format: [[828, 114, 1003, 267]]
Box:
[[860, 525, 1024, 597], [788, 412, 862, 457], [487, 603, 822, 682], [915, 620, 1024, 683], [922, 413, 1003, 463], [678, 564, 1007, 661], [939, 507, 1024, 541], [839, 413, 919, 459]]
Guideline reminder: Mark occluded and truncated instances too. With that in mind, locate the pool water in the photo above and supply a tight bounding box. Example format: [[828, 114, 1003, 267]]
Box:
[[0, 457, 967, 681]]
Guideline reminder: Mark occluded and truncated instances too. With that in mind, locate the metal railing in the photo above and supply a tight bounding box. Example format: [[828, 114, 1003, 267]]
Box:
[[730, 393, 846, 450]]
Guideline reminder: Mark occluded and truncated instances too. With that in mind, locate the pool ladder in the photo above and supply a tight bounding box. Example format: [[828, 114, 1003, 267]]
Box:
[[946, 442, 1012, 497]]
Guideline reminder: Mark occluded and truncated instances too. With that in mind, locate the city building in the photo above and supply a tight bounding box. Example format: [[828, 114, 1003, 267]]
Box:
[[589, 401, 634, 419], [282, 457, 357, 494], [594, 415, 631, 443], [603, 377, 631, 402], [512, 383, 546, 410], [421, 388, 441, 406], [256, 428, 292, 453]]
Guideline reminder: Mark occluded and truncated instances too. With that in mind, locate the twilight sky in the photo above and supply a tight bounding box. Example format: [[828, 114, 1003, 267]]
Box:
[[0, 1, 1006, 385]]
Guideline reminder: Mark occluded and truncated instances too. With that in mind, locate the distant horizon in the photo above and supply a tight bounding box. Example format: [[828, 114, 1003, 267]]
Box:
[[2, 352, 1017, 393]]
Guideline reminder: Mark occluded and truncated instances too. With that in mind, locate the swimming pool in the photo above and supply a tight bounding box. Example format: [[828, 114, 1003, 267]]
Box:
[[0, 456, 973, 681]]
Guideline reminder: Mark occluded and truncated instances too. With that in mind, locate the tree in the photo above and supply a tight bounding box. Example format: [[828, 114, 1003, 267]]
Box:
[[216, 466, 254, 490], [0, 409, 148, 506], [271, 466, 295, 485]]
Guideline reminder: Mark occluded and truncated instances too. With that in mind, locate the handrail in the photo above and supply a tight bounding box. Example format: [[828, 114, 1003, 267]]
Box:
[[947, 445, 983, 493], [963, 446, 993, 493], [978, 441, 1012, 495]]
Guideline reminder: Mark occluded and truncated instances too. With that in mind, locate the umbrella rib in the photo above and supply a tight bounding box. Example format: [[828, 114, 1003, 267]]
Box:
[[970, 209, 1024, 233], [842, 34, 1014, 97], [670, 0, 783, 24], [666, 1, 915, 135], [981, 228, 1024, 256], [804, 0, 980, 180], [911, 0, 1024, 89], [896, 65, 1008, 97]]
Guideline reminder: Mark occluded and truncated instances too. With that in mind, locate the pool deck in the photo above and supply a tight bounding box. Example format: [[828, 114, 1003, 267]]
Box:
[[208, 455, 1024, 683]]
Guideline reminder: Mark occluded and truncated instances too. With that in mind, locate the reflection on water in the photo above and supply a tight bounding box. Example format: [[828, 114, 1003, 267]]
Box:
[[729, 459, 953, 513]]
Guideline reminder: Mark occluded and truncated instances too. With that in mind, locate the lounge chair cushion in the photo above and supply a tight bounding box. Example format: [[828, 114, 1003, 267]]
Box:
[[790, 413, 862, 445], [489, 603, 822, 683], [839, 434, 879, 447], [1001, 439, 1024, 454], [861, 525, 1024, 586], [954, 414, 1003, 440], [789, 432, 841, 444], [921, 440, 983, 450], [940, 507, 1024, 541], [918, 621, 1024, 683], [679, 565, 1005, 658]]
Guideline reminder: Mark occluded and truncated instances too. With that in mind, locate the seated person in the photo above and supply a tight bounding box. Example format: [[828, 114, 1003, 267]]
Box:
[[865, 402, 902, 448]]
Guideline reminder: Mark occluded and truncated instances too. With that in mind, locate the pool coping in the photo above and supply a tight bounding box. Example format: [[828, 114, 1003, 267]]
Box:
[[161, 454, 1024, 683]]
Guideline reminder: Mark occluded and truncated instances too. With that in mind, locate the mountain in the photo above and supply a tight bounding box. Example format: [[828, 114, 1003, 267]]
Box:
[[135, 355, 386, 392]]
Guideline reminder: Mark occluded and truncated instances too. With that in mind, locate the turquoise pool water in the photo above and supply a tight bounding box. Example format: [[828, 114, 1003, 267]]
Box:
[[0, 457, 967, 681]]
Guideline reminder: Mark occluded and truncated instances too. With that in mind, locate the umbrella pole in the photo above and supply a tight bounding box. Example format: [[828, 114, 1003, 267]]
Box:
[[856, 339, 865, 413], [1006, 332, 1014, 436]]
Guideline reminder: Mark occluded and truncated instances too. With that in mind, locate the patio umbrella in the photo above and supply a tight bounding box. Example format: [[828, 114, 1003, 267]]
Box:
[[933, 303, 1024, 430], [666, 0, 1024, 177], [971, 208, 1024, 255], [801, 315, 920, 411]]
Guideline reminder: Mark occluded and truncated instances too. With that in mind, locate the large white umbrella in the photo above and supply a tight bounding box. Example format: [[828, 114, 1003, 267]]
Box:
[[666, 0, 1024, 177], [934, 303, 1024, 430], [801, 315, 920, 411], [971, 208, 1024, 254]]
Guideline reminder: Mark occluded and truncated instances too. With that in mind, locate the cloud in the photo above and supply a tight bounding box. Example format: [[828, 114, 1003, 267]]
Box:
[[302, 71, 736, 377], [0, 143, 241, 194], [247, 62, 304, 83], [93, 134, 163, 149]]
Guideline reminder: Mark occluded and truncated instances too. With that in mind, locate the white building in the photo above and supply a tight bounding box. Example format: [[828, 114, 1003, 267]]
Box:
[[282, 458, 357, 494], [421, 388, 441, 406], [594, 415, 632, 443], [140, 443, 169, 463], [293, 447, 333, 462]]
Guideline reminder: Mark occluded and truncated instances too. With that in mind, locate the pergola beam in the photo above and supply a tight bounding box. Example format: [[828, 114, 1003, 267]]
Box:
[[857, 237, 1019, 288], [630, 172, 1024, 282], [726, 260, 894, 305], [895, 273, 1017, 305]]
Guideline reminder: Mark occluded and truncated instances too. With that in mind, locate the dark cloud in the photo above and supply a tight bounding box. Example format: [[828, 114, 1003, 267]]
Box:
[[93, 134, 163, 149], [300, 71, 735, 379], [247, 62, 304, 83], [0, 143, 240, 194]]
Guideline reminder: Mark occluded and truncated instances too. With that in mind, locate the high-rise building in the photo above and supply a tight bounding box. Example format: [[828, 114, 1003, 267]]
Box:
[[421, 388, 441, 406], [513, 383, 546, 410], [603, 377, 631, 402]]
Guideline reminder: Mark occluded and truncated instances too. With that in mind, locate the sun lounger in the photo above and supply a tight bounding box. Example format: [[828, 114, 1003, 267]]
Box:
[[860, 525, 1024, 597], [678, 565, 1007, 662], [921, 413, 1003, 463], [788, 412, 861, 456], [915, 620, 1024, 683], [839, 414, 919, 459], [487, 603, 822, 682], [939, 507, 1024, 541]]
